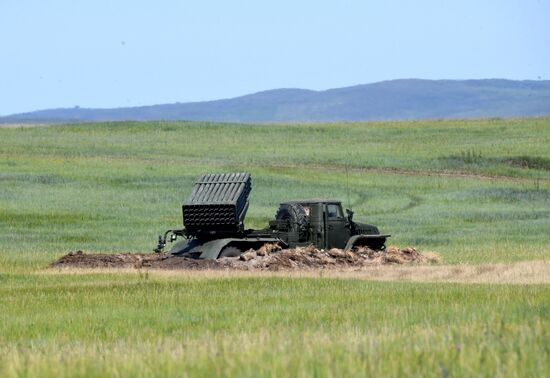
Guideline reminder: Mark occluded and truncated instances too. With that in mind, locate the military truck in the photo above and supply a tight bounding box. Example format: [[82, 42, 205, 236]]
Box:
[[155, 172, 389, 259]]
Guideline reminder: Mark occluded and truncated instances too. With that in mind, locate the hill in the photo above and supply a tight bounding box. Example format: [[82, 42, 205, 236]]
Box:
[[2, 79, 550, 123]]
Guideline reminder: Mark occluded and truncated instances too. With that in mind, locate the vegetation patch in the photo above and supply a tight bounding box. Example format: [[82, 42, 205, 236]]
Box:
[[0, 210, 113, 227], [0, 172, 70, 184], [440, 151, 550, 172], [458, 187, 550, 203], [501, 155, 550, 170]]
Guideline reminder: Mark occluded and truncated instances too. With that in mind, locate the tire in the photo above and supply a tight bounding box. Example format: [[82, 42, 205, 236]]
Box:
[[219, 246, 242, 258], [275, 204, 308, 241], [354, 238, 386, 251]]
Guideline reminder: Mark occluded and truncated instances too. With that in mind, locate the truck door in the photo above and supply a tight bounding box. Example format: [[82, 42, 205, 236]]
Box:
[[325, 203, 349, 249]]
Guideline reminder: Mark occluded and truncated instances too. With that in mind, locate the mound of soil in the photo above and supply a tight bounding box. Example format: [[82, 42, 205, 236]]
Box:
[[50, 245, 439, 271]]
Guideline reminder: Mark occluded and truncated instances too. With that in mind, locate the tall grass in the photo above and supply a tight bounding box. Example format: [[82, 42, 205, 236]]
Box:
[[0, 274, 547, 377]]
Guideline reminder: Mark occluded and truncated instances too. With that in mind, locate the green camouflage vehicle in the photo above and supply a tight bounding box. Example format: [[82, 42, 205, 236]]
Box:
[[155, 172, 389, 259]]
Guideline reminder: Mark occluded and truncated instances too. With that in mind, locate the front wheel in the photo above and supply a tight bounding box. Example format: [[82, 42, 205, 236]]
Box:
[[354, 238, 386, 251]]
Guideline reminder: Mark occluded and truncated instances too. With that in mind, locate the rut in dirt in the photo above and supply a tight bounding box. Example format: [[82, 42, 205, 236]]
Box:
[[50, 245, 440, 271]]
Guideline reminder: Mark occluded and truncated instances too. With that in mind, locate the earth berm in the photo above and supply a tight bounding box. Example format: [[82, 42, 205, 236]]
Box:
[[50, 245, 440, 271]]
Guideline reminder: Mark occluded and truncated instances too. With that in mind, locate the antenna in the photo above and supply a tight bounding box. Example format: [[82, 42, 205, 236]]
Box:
[[345, 163, 351, 210]]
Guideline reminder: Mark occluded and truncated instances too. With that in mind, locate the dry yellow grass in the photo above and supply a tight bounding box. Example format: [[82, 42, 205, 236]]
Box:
[[44, 259, 550, 284], [0, 123, 51, 128]]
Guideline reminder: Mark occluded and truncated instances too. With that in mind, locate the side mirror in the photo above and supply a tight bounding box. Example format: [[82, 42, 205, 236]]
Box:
[[346, 208, 354, 221]]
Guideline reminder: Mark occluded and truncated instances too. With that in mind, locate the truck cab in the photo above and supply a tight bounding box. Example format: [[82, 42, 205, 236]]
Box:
[[271, 199, 387, 250]]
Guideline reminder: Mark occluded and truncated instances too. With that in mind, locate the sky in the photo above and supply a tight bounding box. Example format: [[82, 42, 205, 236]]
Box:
[[0, 0, 549, 115]]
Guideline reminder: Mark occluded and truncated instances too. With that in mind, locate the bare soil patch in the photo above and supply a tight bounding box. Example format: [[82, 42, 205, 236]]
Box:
[[50, 245, 439, 271]]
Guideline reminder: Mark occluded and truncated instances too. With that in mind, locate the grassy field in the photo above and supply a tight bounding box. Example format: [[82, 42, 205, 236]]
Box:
[[0, 118, 549, 376]]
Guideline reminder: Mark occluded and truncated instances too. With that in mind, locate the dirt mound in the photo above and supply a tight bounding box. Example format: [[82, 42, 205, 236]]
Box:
[[51, 250, 165, 269], [50, 245, 439, 271]]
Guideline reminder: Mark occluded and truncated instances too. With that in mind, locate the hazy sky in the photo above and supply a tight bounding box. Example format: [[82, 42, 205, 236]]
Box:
[[1, 0, 549, 115]]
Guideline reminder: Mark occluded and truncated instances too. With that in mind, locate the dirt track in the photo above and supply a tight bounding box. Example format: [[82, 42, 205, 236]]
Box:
[[50, 245, 439, 271], [266, 162, 550, 183]]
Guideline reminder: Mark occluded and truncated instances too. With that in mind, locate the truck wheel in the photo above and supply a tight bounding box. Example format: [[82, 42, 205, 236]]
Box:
[[354, 239, 386, 251], [219, 246, 242, 258]]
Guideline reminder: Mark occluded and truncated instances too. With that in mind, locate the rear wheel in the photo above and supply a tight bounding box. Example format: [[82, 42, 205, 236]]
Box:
[[169, 239, 197, 255], [219, 246, 242, 258]]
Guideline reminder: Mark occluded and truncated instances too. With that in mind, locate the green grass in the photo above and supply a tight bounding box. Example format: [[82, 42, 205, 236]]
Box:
[[0, 273, 548, 377], [1, 118, 549, 269], [1, 118, 549, 376]]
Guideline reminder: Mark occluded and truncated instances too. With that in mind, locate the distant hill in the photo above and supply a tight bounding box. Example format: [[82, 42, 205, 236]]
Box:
[[2, 79, 550, 123]]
